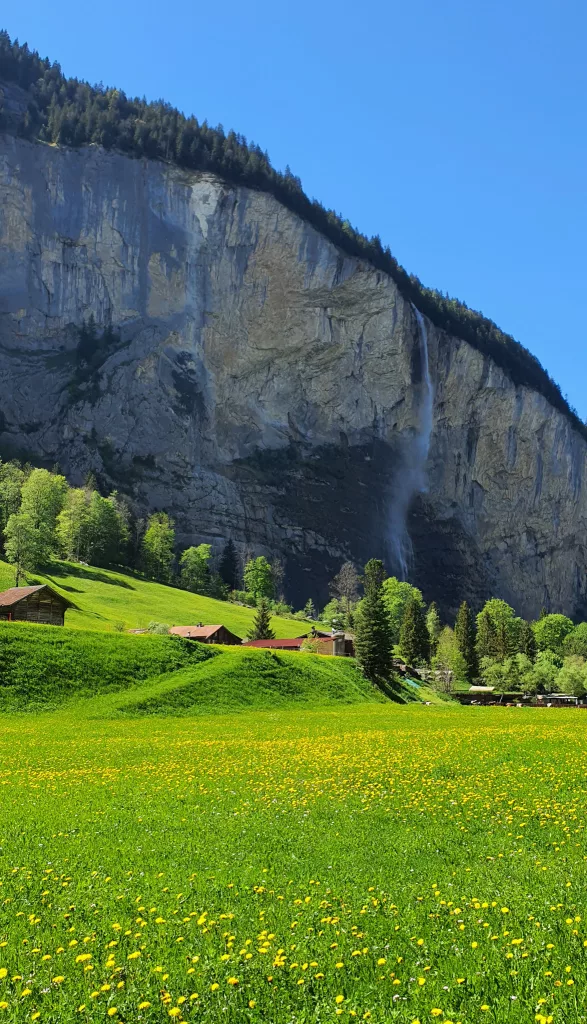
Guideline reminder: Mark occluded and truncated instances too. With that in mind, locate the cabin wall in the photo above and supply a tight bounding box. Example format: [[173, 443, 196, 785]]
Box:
[[12, 594, 66, 626]]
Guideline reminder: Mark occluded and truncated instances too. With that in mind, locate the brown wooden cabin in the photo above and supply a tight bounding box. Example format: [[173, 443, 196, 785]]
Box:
[[169, 624, 242, 645], [0, 585, 72, 626]]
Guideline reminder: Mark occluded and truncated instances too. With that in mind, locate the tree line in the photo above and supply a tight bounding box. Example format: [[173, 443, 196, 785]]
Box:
[[349, 560, 587, 699], [0, 459, 315, 618], [0, 31, 583, 439]]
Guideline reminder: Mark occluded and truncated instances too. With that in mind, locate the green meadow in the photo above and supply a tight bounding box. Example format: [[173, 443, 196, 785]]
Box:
[[1, 699, 586, 1023], [0, 559, 312, 638]]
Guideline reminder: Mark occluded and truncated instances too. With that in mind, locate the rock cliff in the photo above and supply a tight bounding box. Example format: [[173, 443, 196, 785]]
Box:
[[1, 133, 585, 617]]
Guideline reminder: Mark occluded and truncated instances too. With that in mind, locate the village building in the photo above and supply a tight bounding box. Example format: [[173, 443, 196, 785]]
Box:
[[0, 585, 72, 626], [243, 633, 351, 657], [169, 624, 242, 645]]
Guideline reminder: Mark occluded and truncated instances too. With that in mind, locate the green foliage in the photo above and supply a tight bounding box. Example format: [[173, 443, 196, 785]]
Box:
[[19, 467, 68, 561], [180, 544, 213, 594], [0, 622, 208, 710], [354, 559, 394, 685], [454, 600, 478, 680], [425, 601, 442, 658], [381, 577, 424, 646], [246, 598, 275, 641], [0, 459, 26, 543], [243, 556, 274, 600], [218, 539, 239, 591], [321, 598, 349, 631], [141, 512, 175, 583], [533, 613, 574, 656], [399, 597, 431, 666], [564, 622, 587, 659], [303, 598, 316, 620], [432, 626, 468, 690], [519, 619, 537, 661], [1, 30, 580, 435], [4, 511, 40, 583], [557, 656, 587, 698], [476, 599, 525, 663], [147, 621, 171, 635]]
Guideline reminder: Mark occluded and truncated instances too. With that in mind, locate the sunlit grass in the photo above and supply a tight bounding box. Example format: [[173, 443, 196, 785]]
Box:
[[1, 704, 586, 1021], [0, 558, 312, 637]]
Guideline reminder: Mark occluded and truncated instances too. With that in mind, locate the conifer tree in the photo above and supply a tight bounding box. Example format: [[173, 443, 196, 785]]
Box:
[[520, 620, 537, 661], [354, 559, 394, 684], [399, 597, 431, 666], [219, 538, 239, 590], [247, 598, 275, 641], [476, 608, 498, 661], [454, 601, 478, 680], [426, 601, 442, 657]]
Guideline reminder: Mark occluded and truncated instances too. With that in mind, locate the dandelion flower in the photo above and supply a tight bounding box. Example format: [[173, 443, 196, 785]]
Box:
[[336, 995, 345, 1004]]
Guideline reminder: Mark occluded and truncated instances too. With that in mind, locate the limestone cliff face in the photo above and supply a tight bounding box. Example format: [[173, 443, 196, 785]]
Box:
[[1, 132, 586, 617]]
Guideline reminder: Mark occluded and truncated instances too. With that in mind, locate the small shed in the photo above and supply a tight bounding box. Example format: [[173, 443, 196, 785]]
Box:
[[169, 624, 242, 645], [0, 585, 72, 626]]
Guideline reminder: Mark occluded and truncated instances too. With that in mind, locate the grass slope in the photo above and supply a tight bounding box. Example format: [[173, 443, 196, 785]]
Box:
[[83, 647, 385, 718], [0, 621, 212, 711], [0, 558, 314, 637], [0, 621, 385, 714]]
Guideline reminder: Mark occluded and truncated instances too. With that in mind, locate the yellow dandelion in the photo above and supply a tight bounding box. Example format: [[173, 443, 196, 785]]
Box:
[[210, 983, 219, 992], [138, 1002, 151, 1010], [227, 977, 239, 986], [107, 1011, 118, 1018], [336, 995, 345, 1004]]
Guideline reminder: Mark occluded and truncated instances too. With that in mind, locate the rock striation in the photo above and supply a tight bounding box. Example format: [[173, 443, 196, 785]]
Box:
[[1, 132, 586, 617]]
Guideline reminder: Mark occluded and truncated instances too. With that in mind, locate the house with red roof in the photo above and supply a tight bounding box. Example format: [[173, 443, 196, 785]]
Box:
[[169, 624, 242, 645]]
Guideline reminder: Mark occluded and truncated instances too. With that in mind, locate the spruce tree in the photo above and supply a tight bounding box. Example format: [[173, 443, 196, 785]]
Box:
[[399, 597, 430, 666], [354, 559, 394, 684], [520, 620, 537, 661], [219, 539, 239, 591], [426, 601, 442, 657], [247, 598, 275, 641], [454, 601, 478, 680], [476, 608, 498, 661]]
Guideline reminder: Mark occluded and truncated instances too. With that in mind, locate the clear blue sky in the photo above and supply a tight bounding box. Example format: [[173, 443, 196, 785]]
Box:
[[5, 0, 587, 415]]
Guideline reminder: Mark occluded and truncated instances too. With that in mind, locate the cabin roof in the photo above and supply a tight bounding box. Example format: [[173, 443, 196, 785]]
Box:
[[169, 624, 241, 640], [0, 584, 73, 608]]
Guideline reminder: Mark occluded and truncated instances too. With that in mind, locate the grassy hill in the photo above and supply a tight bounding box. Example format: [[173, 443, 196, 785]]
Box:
[[0, 558, 314, 638], [0, 620, 384, 714]]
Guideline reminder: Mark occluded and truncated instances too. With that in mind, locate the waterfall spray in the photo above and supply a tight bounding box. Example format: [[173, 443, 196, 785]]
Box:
[[388, 305, 434, 578]]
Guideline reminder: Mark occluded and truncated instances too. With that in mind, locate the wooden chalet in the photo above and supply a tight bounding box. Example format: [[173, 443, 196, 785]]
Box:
[[0, 585, 72, 626], [169, 624, 242, 645]]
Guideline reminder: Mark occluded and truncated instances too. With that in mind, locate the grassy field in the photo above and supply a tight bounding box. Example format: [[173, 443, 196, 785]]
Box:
[[0, 621, 383, 714], [0, 559, 313, 638], [0, 703, 586, 1022]]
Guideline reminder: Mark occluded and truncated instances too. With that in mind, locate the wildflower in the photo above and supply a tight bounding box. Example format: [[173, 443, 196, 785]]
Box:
[[107, 1011, 118, 1018], [431, 1012, 443, 1018], [210, 983, 219, 992], [227, 977, 239, 985], [52, 976, 65, 984], [336, 996, 345, 1004], [168, 1011, 181, 1018], [138, 1002, 151, 1009], [249, 1000, 256, 1008]]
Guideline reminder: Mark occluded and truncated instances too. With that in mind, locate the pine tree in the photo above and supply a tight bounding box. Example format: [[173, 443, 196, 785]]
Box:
[[454, 601, 478, 680], [304, 598, 316, 620], [354, 559, 393, 684], [520, 620, 537, 661], [219, 539, 239, 590], [399, 597, 430, 666], [426, 601, 442, 657], [476, 608, 498, 661], [247, 598, 275, 641]]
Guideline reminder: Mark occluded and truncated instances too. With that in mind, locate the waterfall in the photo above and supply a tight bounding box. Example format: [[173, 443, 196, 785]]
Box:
[[388, 305, 434, 578]]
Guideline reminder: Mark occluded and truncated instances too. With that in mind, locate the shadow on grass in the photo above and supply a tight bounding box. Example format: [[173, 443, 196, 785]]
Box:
[[46, 563, 135, 589]]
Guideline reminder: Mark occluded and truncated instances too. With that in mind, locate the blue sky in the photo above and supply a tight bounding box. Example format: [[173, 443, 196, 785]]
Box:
[[5, 0, 586, 415]]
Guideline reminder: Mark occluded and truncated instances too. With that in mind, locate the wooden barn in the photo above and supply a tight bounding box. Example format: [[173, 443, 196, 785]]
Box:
[[169, 624, 242, 645], [0, 585, 72, 626]]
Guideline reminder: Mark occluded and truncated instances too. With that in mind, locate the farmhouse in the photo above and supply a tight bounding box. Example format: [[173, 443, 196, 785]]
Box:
[[0, 585, 72, 626], [169, 624, 242, 645], [243, 633, 351, 656]]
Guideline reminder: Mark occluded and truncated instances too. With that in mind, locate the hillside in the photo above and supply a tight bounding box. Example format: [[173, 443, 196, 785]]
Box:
[[0, 619, 387, 713], [0, 558, 315, 636]]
